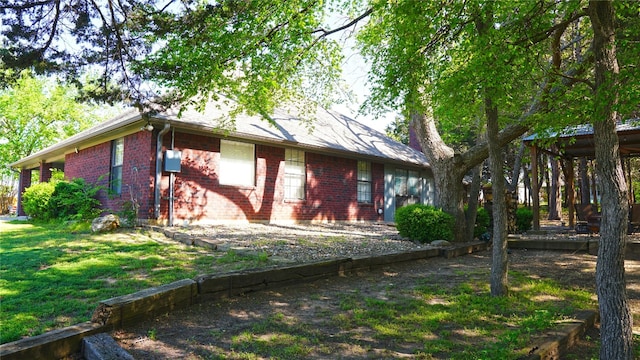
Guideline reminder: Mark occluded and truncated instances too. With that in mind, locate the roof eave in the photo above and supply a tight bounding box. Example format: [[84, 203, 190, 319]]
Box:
[[10, 112, 144, 170]]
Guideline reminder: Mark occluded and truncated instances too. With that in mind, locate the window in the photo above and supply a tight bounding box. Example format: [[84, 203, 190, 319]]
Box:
[[284, 148, 305, 200], [395, 169, 422, 198], [394, 169, 407, 196], [408, 170, 421, 197], [219, 139, 255, 187], [110, 138, 124, 194], [357, 161, 372, 203]]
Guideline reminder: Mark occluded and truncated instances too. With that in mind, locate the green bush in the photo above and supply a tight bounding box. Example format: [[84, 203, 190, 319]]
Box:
[[49, 178, 103, 221], [395, 204, 455, 243], [464, 205, 491, 239], [474, 207, 491, 238], [21, 178, 103, 221], [21, 181, 56, 219], [516, 207, 534, 233]]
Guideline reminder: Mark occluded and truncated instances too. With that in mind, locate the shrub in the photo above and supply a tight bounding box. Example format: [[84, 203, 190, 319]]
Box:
[[474, 207, 491, 238], [49, 178, 103, 221], [395, 204, 455, 243], [516, 207, 534, 233], [117, 200, 138, 227], [21, 181, 56, 219], [21, 178, 103, 221]]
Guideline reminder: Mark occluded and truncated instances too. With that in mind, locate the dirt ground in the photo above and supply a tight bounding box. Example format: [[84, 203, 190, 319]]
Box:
[[111, 246, 640, 359]]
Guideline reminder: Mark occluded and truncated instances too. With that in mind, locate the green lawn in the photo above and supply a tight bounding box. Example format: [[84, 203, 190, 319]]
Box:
[[225, 275, 596, 359], [1, 220, 636, 358], [0, 220, 270, 344]]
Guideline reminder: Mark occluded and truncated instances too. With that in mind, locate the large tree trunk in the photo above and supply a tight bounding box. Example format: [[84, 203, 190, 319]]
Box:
[[411, 112, 468, 242], [588, 1, 634, 358], [486, 97, 508, 296], [411, 113, 528, 243]]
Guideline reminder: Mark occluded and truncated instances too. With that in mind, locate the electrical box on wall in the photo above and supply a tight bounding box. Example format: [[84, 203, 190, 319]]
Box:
[[164, 150, 182, 173]]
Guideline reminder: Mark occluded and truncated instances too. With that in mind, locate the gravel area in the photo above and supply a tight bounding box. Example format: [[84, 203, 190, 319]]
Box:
[[172, 222, 437, 263], [166, 221, 640, 265]]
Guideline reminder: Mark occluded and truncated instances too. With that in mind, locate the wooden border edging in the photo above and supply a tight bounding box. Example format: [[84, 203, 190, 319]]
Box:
[[522, 310, 599, 360], [507, 239, 595, 252], [0, 322, 103, 360], [92, 278, 198, 328], [0, 241, 497, 360]]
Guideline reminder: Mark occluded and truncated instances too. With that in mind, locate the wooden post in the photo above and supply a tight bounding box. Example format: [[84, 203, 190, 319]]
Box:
[[531, 145, 540, 230], [566, 157, 576, 228]]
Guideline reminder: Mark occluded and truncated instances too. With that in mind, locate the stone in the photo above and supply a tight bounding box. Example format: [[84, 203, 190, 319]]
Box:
[[91, 214, 121, 233], [430, 240, 452, 247]]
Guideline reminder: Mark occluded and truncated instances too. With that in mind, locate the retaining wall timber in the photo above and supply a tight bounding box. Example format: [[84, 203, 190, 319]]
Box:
[[507, 238, 596, 252], [0, 322, 103, 360], [0, 242, 487, 360], [92, 279, 198, 328]]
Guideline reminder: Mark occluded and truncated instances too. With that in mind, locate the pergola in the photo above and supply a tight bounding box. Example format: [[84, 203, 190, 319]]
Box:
[[523, 120, 640, 230]]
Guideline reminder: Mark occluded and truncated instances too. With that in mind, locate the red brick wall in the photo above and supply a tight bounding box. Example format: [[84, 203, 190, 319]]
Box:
[[161, 131, 384, 223], [65, 131, 154, 218], [64, 129, 386, 223]]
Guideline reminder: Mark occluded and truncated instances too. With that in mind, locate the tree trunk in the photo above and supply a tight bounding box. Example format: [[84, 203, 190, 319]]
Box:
[[542, 155, 551, 209], [507, 142, 525, 193], [522, 162, 532, 207], [588, 1, 634, 358], [579, 157, 591, 204], [410, 110, 528, 243], [486, 97, 508, 296], [591, 159, 599, 208], [548, 151, 562, 220], [411, 112, 468, 242], [466, 164, 482, 242]]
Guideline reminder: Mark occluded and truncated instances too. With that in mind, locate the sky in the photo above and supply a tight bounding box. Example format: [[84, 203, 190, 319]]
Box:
[[327, 11, 397, 134], [331, 56, 396, 134]]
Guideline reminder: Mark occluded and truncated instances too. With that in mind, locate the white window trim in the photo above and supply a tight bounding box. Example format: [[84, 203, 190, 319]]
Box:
[[357, 161, 372, 203], [284, 148, 305, 200]]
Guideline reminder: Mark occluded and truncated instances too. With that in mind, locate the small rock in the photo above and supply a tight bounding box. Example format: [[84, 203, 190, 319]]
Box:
[[431, 240, 451, 247], [91, 214, 120, 233]]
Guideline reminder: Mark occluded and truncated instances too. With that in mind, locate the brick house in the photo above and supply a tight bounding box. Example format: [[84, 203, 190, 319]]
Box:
[[10, 103, 433, 225]]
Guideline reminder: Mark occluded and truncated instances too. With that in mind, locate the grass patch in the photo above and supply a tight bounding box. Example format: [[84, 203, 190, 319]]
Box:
[[207, 271, 599, 360], [0, 220, 272, 344], [332, 272, 595, 359]]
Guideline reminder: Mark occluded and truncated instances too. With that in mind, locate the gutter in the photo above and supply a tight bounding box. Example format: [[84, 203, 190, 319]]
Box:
[[154, 123, 171, 219]]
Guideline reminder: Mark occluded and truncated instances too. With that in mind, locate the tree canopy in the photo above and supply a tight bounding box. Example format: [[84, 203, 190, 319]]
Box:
[[0, 71, 117, 179]]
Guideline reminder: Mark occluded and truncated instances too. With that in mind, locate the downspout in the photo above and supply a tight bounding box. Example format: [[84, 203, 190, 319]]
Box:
[[154, 123, 171, 220], [168, 127, 175, 227]]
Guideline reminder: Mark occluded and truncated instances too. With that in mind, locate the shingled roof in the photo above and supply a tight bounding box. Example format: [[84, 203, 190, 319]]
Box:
[[10, 102, 429, 170]]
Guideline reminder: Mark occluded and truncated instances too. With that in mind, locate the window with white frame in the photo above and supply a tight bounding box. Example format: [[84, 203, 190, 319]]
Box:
[[357, 161, 372, 203], [284, 148, 305, 200], [395, 169, 422, 198], [219, 139, 255, 187], [110, 138, 124, 194]]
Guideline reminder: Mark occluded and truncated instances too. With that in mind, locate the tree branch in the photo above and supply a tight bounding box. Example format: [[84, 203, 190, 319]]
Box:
[[311, 8, 373, 38]]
